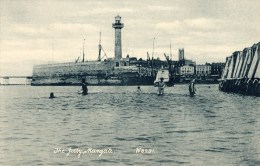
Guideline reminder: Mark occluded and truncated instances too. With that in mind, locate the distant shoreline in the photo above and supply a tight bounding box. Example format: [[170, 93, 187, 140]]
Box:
[[0, 82, 219, 86]]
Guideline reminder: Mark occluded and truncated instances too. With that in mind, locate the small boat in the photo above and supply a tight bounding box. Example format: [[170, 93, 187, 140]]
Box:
[[154, 68, 170, 87]]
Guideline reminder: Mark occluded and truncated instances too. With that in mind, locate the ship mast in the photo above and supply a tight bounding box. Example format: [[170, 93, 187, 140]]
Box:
[[170, 41, 172, 60], [82, 38, 85, 62], [152, 37, 155, 59], [151, 37, 155, 77]]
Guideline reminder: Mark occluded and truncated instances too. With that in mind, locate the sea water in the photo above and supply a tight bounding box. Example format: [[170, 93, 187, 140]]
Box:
[[0, 85, 259, 165]]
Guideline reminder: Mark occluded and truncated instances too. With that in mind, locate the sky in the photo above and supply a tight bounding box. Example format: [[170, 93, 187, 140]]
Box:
[[0, 0, 259, 76]]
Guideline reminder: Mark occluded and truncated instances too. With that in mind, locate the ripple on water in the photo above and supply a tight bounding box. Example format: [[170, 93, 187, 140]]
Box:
[[0, 85, 259, 165]]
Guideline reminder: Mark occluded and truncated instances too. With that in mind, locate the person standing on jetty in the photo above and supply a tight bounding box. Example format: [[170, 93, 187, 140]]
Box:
[[158, 77, 166, 95], [81, 78, 88, 95], [189, 79, 196, 96]]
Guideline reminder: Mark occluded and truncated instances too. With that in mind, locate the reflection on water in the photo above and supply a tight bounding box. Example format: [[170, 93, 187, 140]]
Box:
[[0, 85, 259, 165]]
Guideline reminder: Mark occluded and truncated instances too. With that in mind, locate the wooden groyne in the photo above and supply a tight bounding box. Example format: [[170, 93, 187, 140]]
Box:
[[219, 42, 260, 96]]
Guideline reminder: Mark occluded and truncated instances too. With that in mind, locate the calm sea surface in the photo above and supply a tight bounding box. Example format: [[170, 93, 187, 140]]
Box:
[[0, 85, 259, 166]]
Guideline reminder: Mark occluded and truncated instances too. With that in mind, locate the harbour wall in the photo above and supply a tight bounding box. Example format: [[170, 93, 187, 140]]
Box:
[[32, 61, 113, 85], [31, 61, 154, 86], [33, 61, 114, 77]]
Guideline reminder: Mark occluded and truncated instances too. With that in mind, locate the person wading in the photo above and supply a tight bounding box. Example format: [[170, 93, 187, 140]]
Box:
[[81, 78, 88, 95], [158, 77, 165, 95], [189, 79, 196, 96]]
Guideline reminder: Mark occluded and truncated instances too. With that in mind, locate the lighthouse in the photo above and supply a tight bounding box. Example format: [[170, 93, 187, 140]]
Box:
[[112, 15, 124, 65]]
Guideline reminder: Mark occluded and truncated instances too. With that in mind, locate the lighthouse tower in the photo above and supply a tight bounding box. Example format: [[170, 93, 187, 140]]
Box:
[[112, 15, 124, 65]]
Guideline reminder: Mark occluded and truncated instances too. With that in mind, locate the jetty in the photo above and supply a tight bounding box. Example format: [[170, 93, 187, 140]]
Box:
[[219, 42, 260, 96]]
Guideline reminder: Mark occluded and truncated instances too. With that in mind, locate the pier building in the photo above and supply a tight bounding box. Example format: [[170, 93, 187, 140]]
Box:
[[196, 64, 211, 76]]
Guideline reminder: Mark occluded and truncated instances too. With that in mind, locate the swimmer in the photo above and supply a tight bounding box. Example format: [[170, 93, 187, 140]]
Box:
[[49, 92, 55, 99], [137, 86, 141, 94]]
